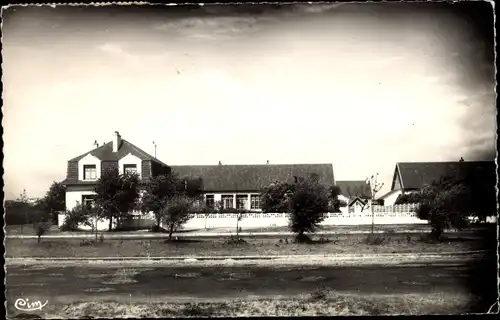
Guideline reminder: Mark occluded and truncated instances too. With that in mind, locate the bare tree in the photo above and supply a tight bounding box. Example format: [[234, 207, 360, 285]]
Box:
[[365, 173, 384, 235]]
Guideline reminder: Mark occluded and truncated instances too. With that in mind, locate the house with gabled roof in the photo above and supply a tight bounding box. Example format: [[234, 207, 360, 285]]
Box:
[[61, 131, 171, 214], [378, 160, 496, 206], [171, 163, 335, 211], [60, 131, 336, 228], [335, 180, 372, 213]]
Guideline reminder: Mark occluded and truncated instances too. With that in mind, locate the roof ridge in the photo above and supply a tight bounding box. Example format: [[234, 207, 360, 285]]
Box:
[[397, 160, 493, 164], [122, 139, 169, 166], [170, 163, 333, 167], [68, 141, 111, 162]]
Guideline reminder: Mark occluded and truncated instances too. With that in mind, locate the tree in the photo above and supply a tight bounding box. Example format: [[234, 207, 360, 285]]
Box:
[[416, 176, 473, 240], [328, 185, 346, 212], [177, 176, 203, 198], [5, 199, 33, 226], [30, 201, 53, 243], [94, 168, 140, 231], [140, 173, 180, 229], [394, 192, 423, 205], [37, 181, 66, 224], [366, 174, 384, 235], [161, 195, 193, 241], [261, 180, 296, 213], [33, 221, 52, 243], [288, 176, 329, 241], [16, 189, 32, 233], [60, 202, 93, 231]]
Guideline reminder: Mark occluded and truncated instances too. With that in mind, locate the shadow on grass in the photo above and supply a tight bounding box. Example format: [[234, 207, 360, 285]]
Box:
[[463, 226, 498, 313], [293, 234, 333, 245], [163, 238, 204, 244]]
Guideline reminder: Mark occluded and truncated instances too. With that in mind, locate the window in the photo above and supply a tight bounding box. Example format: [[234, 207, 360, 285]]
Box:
[[82, 195, 96, 210], [221, 195, 234, 209], [236, 195, 248, 210], [205, 195, 215, 209], [123, 164, 137, 175], [250, 195, 261, 210], [83, 165, 97, 180]]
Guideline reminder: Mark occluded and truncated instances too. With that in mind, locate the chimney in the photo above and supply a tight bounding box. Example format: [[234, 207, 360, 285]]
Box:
[[113, 131, 121, 152], [266, 160, 269, 165]]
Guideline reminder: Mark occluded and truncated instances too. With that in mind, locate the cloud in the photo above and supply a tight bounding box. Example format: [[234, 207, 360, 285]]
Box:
[[154, 15, 260, 39], [292, 3, 346, 14], [98, 43, 143, 69]]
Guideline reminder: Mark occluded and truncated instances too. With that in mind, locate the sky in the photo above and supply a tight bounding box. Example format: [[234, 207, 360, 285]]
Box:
[[1, 2, 496, 200]]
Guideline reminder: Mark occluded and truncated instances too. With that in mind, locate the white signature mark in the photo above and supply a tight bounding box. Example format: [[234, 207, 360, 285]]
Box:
[[14, 298, 48, 312]]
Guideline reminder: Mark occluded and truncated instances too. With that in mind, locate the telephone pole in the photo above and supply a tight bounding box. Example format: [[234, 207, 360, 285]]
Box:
[[366, 173, 384, 235]]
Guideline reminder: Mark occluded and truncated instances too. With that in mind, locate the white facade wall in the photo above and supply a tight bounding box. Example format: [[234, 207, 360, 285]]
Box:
[[118, 153, 143, 178], [379, 190, 402, 206], [65, 188, 96, 211], [182, 211, 428, 230], [77, 154, 101, 181], [203, 192, 262, 210]]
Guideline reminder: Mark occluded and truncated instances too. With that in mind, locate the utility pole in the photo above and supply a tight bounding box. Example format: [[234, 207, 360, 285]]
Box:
[[366, 173, 384, 235]]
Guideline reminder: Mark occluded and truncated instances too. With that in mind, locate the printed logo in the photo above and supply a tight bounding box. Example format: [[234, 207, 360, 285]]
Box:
[[14, 298, 48, 312]]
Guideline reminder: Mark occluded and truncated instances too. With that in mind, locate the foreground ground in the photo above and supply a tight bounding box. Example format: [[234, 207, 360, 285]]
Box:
[[5, 223, 435, 235], [5, 260, 492, 318], [5, 232, 488, 258]]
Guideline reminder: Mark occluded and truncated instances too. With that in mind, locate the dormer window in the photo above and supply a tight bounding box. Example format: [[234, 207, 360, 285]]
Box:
[[124, 164, 137, 175], [83, 165, 97, 180]]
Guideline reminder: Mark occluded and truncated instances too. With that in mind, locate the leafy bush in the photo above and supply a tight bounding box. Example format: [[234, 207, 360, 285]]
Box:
[[60, 203, 91, 231], [150, 224, 167, 233], [161, 195, 193, 240], [261, 180, 295, 213], [394, 192, 423, 205], [33, 221, 52, 243], [288, 177, 329, 240], [416, 179, 472, 239], [4, 200, 49, 225], [80, 239, 95, 246], [223, 236, 248, 245]]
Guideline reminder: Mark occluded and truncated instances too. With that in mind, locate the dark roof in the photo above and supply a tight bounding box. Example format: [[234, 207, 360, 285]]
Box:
[[68, 139, 168, 167], [395, 161, 496, 190], [336, 180, 372, 199], [377, 189, 400, 200], [169, 164, 334, 192], [348, 197, 367, 207]]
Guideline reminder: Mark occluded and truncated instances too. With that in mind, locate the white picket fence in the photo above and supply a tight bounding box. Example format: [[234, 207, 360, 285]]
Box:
[[182, 209, 426, 230], [60, 203, 495, 231]]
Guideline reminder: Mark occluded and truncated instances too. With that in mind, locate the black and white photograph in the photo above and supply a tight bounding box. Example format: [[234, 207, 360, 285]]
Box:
[[1, 1, 498, 317]]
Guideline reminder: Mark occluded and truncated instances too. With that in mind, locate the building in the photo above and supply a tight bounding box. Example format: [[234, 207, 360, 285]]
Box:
[[335, 180, 372, 213], [61, 131, 170, 212], [171, 163, 335, 211], [378, 161, 496, 206], [61, 131, 335, 219]]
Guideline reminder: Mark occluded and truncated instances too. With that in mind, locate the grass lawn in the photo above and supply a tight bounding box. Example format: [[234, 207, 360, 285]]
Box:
[[6, 223, 492, 236], [5, 232, 488, 258], [9, 291, 478, 318], [244, 224, 433, 233]]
